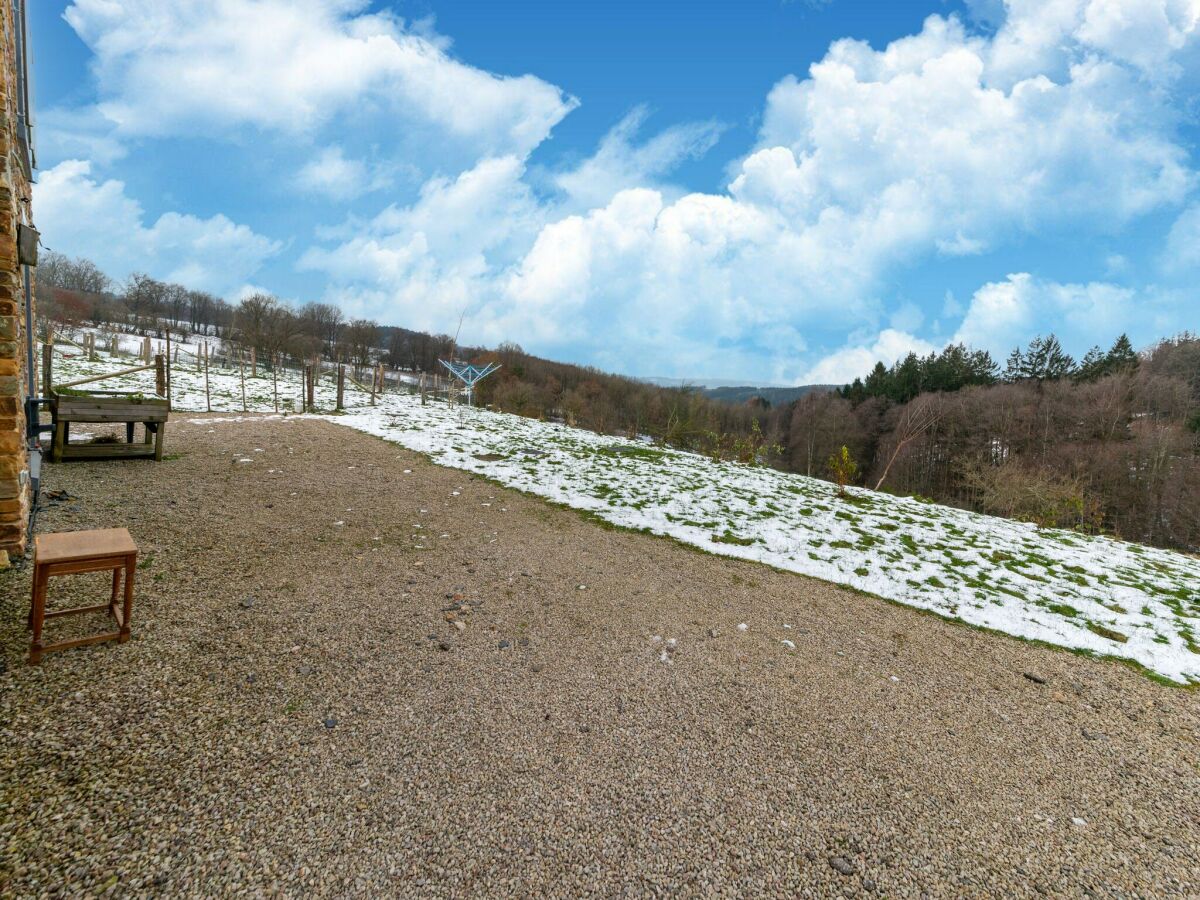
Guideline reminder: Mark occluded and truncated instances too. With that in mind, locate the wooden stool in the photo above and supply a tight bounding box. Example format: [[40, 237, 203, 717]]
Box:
[[28, 528, 138, 665]]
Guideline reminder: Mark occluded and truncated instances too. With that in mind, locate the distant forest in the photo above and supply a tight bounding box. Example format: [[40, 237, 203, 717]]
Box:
[[701, 385, 832, 406], [39, 251, 1200, 552]]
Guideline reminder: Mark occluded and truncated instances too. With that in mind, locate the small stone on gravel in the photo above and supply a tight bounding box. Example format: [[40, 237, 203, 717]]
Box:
[[829, 857, 856, 876], [1023, 672, 1048, 684], [323, 717, 338, 729]]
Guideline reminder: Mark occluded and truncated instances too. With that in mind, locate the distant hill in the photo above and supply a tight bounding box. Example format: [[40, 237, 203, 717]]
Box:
[[702, 384, 835, 406], [637, 376, 836, 407], [640, 376, 784, 390]]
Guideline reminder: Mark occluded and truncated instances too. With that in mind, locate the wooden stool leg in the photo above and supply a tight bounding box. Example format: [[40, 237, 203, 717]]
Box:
[[120, 554, 135, 641], [111, 566, 122, 604], [29, 565, 48, 664]]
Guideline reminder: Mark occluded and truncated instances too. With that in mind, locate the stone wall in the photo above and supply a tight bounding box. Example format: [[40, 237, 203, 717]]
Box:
[[0, 1, 33, 560]]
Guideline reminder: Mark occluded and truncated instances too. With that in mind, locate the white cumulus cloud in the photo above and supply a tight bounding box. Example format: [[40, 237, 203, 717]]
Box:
[[553, 107, 725, 210], [953, 272, 1139, 357], [35, 160, 281, 295], [800, 330, 938, 386], [62, 0, 577, 164]]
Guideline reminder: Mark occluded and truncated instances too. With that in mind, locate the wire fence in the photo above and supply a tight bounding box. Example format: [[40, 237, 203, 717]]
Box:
[[38, 325, 467, 414]]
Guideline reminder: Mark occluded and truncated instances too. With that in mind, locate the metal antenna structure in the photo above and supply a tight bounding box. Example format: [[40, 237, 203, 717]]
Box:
[[438, 359, 500, 407]]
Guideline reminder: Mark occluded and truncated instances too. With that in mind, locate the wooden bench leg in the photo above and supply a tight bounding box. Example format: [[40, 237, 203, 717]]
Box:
[[154, 423, 165, 461], [50, 421, 65, 464], [126, 422, 135, 444]]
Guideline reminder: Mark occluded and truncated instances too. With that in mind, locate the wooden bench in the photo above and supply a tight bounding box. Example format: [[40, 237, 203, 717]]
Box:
[[28, 528, 138, 664], [49, 391, 169, 463]]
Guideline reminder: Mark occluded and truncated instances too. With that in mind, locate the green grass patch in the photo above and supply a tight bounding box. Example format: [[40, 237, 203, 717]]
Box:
[[1086, 623, 1129, 644]]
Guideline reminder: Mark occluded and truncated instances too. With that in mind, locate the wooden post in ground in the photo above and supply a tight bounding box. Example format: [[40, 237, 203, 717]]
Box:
[[155, 355, 166, 398], [110, 335, 119, 356], [41, 341, 52, 398], [420, 373, 427, 405], [369, 363, 376, 406], [239, 351, 247, 412], [306, 363, 316, 412], [299, 364, 306, 413], [204, 343, 211, 413], [272, 353, 279, 413], [142, 336, 152, 363], [336, 364, 345, 410], [165, 333, 172, 403], [251, 347, 257, 378], [197, 341, 203, 373]]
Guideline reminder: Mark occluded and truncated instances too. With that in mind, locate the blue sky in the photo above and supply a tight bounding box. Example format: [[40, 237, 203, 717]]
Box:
[[29, 1, 1200, 384]]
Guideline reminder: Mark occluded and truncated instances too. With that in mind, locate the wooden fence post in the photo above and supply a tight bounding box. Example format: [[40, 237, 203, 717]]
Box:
[[143, 336, 152, 363], [155, 354, 166, 398], [336, 364, 345, 410], [110, 335, 118, 356], [239, 351, 247, 412], [272, 353, 279, 413], [41, 340, 52, 399], [251, 347, 257, 378], [306, 363, 316, 412], [204, 343, 211, 413]]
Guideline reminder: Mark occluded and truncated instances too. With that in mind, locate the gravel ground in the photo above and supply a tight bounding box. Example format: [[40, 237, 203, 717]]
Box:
[[1, 414, 1197, 898]]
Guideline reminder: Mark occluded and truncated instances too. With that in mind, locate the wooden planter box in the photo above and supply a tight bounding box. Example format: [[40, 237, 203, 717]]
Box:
[[48, 390, 170, 462]]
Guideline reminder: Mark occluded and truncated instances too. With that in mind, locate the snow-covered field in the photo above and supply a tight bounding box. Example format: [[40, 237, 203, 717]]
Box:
[[45, 341, 1200, 683]]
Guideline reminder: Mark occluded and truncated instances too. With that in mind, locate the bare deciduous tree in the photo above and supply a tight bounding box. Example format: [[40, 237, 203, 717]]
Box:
[[873, 394, 944, 491]]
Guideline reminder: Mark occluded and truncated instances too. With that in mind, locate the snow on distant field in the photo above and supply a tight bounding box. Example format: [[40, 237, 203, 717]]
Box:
[[46, 344, 1200, 683]]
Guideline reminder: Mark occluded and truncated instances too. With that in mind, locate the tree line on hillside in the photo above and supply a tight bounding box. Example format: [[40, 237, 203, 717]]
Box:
[[38, 251, 1200, 551], [39, 251, 473, 380], [769, 333, 1200, 551]]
